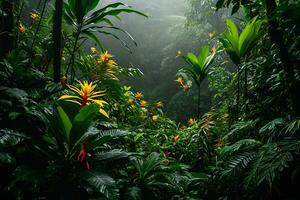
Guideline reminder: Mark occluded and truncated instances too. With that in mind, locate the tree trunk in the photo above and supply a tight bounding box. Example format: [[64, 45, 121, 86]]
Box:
[[52, 0, 63, 83], [0, 0, 14, 58], [264, 0, 300, 116]]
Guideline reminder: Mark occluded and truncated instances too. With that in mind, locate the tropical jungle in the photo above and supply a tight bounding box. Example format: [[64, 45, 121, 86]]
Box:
[[0, 0, 300, 199]]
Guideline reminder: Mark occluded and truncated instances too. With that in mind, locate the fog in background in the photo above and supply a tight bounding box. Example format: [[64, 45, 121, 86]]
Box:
[[24, 0, 229, 121]]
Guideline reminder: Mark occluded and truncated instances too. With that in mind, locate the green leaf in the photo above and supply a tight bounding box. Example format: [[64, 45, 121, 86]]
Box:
[[95, 149, 129, 161], [198, 45, 210, 68], [0, 152, 16, 165], [57, 106, 72, 143], [69, 104, 99, 148]]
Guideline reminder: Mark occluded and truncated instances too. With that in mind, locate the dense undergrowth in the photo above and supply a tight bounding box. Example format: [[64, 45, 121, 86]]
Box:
[[0, 0, 300, 199]]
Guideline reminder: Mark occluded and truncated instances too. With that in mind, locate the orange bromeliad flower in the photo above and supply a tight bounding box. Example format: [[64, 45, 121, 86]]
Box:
[[182, 84, 190, 92], [100, 51, 112, 63], [140, 100, 148, 107], [135, 92, 143, 99], [59, 81, 109, 118]]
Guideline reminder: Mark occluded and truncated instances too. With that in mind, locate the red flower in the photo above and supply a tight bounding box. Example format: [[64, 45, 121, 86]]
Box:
[[78, 139, 92, 170]]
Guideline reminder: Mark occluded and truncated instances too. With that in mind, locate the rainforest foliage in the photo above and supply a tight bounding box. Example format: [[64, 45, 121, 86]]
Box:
[[0, 0, 300, 199]]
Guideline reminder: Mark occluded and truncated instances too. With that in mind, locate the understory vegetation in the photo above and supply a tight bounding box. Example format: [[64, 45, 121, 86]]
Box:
[[0, 0, 299, 199]]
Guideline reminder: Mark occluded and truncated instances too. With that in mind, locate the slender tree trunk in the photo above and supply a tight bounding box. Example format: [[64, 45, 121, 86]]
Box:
[[264, 0, 300, 116], [197, 85, 201, 119], [236, 65, 240, 120], [0, 0, 14, 58], [52, 0, 63, 83]]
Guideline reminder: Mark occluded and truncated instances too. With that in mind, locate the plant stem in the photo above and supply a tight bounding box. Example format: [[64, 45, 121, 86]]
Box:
[[65, 27, 81, 83], [236, 65, 240, 121], [197, 85, 201, 119], [30, 0, 47, 51]]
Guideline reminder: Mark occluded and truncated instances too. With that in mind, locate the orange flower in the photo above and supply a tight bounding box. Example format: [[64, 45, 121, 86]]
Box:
[[127, 98, 134, 103], [175, 77, 184, 86], [182, 84, 189, 92], [100, 51, 111, 63], [188, 118, 196, 126], [30, 12, 39, 23], [140, 100, 148, 107], [135, 92, 143, 99], [19, 24, 26, 33], [156, 101, 163, 108]]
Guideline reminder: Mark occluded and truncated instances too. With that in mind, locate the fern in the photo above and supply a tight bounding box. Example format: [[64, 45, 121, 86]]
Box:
[[82, 171, 118, 199]]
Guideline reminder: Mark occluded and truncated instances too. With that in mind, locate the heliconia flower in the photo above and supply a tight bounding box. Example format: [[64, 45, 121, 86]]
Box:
[[156, 101, 163, 108], [90, 47, 97, 54], [78, 139, 92, 170], [100, 51, 112, 63], [135, 92, 143, 99], [208, 32, 215, 39], [19, 24, 26, 33], [140, 100, 148, 107], [30, 12, 39, 23], [59, 81, 109, 118], [152, 115, 159, 121], [173, 135, 180, 143], [188, 118, 196, 126]]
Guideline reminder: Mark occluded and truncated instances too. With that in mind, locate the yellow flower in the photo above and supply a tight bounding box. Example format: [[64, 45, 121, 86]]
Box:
[[208, 32, 214, 39], [135, 92, 143, 99], [30, 12, 39, 23], [211, 46, 217, 53], [59, 81, 109, 118], [174, 135, 180, 143], [19, 24, 26, 33], [152, 115, 159, 121], [176, 50, 182, 58], [127, 98, 134, 104], [175, 77, 184, 86], [140, 100, 148, 107], [156, 101, 163, 108], [90, 47, 97, 54], [188, 118, 196, 126], [100, 51, 112, 63]]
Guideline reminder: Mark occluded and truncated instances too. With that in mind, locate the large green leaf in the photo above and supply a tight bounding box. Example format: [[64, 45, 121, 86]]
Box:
[[57, 106, 72, 143], [69, 104, 99, 148]]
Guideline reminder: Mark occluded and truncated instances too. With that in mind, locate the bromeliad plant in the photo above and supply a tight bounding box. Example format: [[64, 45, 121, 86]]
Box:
[[59, 80, 109, 118], [176, 45, 216, 118], [63, 0, 147, 81]]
